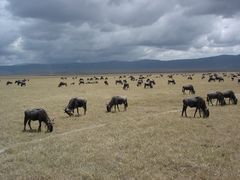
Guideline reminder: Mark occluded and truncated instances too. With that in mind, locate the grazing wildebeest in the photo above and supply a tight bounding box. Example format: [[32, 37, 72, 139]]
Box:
[[6, 81, 13, 85], [168, 79, 176, 85], [222, 90, 238, 105], [216, 76, 224, 82], [64, 97, 87, 116], [104, 80, 109, 85], [137, 80, 143, 86], [70, 82, 75, 85], [20, 81, 26, 86], [123, 83, 129, 90], [58, 82, 67, 87], [15, 80, 22, 85], [79, 79, 84, 84], [23, 108, 54, 132], [106, 96, 128, 112], [182, 97, 209, 118], [188, 76, 193, 80], [206, 91, 226, 106], [182, 85, 195, 94], [144, 82, 153, 88], [115, 80, 123, 85], [208, 77, 216, 82]]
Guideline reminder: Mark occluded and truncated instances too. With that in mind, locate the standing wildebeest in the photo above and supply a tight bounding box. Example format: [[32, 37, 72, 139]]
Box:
[[6, 81, 13, 85], [182, 85, 195, 94], [64, 97, 87, 116], [58, 82, 67, 87], [137, 80, 143, 86], [123, 83, 129, 90], [208, 77, 216, 82], [222, 90, 238, 105], [238, 79, 240, 84], [206, 91, 226, 106], [23, 108, 54, 132], [20, 81, 26, 86], [144, 82, 153, 88], [115, 80, 123, 85], [188, 76, 193, 80], [106, 96, 128, 112], [182, 97, 209, 118], [168, 79, 176, 85]]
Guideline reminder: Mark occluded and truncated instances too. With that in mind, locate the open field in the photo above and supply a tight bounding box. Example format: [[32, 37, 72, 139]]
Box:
[[0, 73, 240, 179]]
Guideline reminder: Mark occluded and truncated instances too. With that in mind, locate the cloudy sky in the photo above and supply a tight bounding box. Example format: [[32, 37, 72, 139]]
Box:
[[0, 0, 240, 65]]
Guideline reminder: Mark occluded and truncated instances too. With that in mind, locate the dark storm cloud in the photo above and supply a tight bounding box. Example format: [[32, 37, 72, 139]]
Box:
[[0, 0, 240, 65]]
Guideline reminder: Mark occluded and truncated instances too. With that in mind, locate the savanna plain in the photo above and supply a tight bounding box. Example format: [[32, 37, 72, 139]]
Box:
[[0, 73, 240, 180]]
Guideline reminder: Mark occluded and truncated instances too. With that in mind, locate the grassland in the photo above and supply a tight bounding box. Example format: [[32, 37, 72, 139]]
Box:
[[0, 73, 240, 179]]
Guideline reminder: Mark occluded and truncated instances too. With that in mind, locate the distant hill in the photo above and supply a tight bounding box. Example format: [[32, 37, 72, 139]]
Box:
[[0, 55, 240, 75]]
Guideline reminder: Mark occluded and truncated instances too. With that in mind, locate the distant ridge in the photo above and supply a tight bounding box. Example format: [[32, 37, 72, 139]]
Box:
[[0, 55, 240, 75]]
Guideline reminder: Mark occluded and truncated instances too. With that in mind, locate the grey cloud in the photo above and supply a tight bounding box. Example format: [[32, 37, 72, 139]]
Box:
[[0, 0, 240, 65]]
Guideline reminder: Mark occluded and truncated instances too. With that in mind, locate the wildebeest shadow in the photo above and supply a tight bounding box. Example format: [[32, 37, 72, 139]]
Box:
[[22, 129, 39, 133]]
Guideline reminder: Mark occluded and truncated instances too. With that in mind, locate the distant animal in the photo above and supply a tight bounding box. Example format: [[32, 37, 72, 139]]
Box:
[[79, 80, 84, 85], [168, 79, 176, 85], [222, 90, 238, 105], [144, 82, 153, 88], [58, 82, 67, 87], [106, 96, 128, 112], [64, 97, 87, 116], [188, 76, 193, 80], [6, 81, 13, 85], [238, 79, 240, 84], [70, 82, 75, 85], [15, 80, 22, 85], [104, 80, 109, 85], [182, 85, 195, 94], [123, 83, 129, 90], [216, 76, 224, 82], [137, 80, 143, 86], [182, 96, 209, 118], [115, 80, 123, 85], [206, 91, 226, 106], [208, 77, 216, 82], [23, 108, 54, 132], [20, 82, 26, 86]]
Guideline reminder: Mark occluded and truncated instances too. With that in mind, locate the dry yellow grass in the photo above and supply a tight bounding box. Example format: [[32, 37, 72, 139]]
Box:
[[0, 73, 240, 179]]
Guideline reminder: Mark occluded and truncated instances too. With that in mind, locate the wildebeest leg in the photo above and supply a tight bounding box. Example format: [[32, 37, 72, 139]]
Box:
[[28, 120, 32, 131], [114, 105, 116, 112], [182, 105, 187, 117], [194, 107, 198, 117], [38, 121, 42, 132], [216, 99, 218, 106], [77, 108, 79, 116], [117, 104, 120, 111], [23, 118, 28, 131]]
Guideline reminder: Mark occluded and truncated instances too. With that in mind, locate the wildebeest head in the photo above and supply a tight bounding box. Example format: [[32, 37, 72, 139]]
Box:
[[64, 108, 73, 116], [203, 108, 209, 118], [106, 104, 111, 112], [233, 98, 238, 105], [47, 119, 54, 132]]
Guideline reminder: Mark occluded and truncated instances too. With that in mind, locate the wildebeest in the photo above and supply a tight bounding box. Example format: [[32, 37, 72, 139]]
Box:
[[216, 76, 224, 82], [144, 82, 153, 88], [168, 79, 176, 85], [58, 82, 67, 87], [222, 90, 238, 105], [79, 79, 84, 85], [123, 83, 129, 90], [188, 76, 193, 80], [104, 80, 109, 85], [106, 96, 128, 112], [23, 108, 54, 132], [70, 82, 75, 85], [115, 80, 123, 85], [6, 81, 13, 85], [182, 96, 209, 118], [208, 77, 216, 82], [206, 91, 226, 106], [238, 79, 240, 84], [64, 97, 87, 116], [182, 85, 195, 94], [137, 80, 143, 86], [20, 81, 26, 86]]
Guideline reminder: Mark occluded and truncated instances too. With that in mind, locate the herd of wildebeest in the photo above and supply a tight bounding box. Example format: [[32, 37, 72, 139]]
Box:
[[2, 72, 240, 133]]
